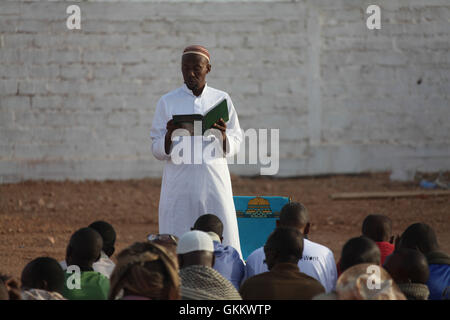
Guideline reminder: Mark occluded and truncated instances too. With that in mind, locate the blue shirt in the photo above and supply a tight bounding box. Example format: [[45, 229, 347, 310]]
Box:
[[212, 241, 245, 290], [427, 264, 450, 300]]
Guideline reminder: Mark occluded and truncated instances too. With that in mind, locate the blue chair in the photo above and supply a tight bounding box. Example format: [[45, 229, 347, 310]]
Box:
[[234, 196, 291, 260]]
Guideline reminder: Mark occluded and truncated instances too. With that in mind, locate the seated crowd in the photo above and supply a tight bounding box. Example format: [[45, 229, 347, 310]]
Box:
[[0, 202, 449, 300]]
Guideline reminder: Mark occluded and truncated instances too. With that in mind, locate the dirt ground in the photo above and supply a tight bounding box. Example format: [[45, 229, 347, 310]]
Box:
[[0, 172, 449, 278]]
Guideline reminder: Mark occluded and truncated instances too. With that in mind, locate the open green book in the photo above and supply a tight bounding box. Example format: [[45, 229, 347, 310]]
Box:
[[173, 98, 229, 135]]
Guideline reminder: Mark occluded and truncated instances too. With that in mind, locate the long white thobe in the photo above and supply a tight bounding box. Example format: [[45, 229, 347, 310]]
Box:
[[150, 83, 243, 256]]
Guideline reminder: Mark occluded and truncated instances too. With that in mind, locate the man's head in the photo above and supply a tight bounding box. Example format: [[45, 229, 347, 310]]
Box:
[[109, 242, 180, 300], [277, 202, 310, 236], [264, 227, 304, 271], [192, 214, 224, 243], [383, 248, 429, 284], [176, 230, 215, 269], [398, 223, 439, 254], [148, 234, 179, 257], [65, 227, 103, 269], [181, 45, 211, 94], [340, 236, 381, 273], [336, 264, 405, 300], [0, 274, 21, 300], [362, 214, 392, 242], [88, 220, 116, 257], [21, 257, 65, 293]]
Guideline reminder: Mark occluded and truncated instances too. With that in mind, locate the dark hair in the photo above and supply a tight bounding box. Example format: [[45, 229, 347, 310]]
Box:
[[265, 227, 304, 262], [399, 223, 439, 254], [21, 257, 65, 293], [385, 248, 429, 284], [340, 236, 381, 273], [362, 214, 392, 242], [88, 221, 116, 257], [193, 214, 223, 238], [66, 227, 103, 267], [279, 202, 309, 227]]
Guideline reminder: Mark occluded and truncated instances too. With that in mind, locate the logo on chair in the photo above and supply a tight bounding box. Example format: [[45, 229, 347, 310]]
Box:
[[237, 197, 276, 218]]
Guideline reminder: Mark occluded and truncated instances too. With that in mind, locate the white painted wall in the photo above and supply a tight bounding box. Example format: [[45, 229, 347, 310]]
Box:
[[1, 1, 449, 182]]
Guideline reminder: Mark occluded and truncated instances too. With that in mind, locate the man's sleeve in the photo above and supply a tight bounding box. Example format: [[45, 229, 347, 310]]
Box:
[[243, 251, 259, 283], [325, 250, 338, 292], [231, 250, 246, 289], [150, 98, 171, 161], [224, 95, 243, 158]]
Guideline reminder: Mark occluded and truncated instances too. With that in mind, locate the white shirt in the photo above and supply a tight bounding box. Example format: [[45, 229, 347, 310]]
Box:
[[243, 238, 338, 293], [150, 83, 243, 256], [60, 251, 116, 279]]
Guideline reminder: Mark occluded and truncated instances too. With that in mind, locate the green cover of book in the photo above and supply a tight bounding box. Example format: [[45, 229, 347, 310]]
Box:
[[173, 98, 229, 135]]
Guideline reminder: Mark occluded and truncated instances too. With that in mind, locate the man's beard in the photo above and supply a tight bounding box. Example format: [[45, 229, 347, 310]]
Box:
[[186, 80, 199, 90]]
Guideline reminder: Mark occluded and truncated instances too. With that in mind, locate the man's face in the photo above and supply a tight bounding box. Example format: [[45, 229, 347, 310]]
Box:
[[181, 54, 210, 91]]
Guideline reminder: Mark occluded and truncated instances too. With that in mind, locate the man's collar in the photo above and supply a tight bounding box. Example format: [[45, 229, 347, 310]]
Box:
[[67, 264, 94, 272], [100, 251, 110, 260], [181, 82, 208, 97], [271, 262, 300, 273]]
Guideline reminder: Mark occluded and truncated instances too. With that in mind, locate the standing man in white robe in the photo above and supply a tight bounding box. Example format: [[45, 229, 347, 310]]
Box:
[[150, 45, 243, 256]]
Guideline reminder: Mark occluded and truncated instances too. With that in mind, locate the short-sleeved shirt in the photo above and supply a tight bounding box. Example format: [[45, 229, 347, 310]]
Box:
[[62, 270, 110, 300]]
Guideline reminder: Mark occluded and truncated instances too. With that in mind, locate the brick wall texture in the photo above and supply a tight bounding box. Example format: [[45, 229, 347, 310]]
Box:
[[1, 0, 449, 182]]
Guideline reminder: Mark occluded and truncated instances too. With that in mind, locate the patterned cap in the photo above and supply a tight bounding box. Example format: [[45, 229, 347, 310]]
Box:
[[182, 45, 210, 62]]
